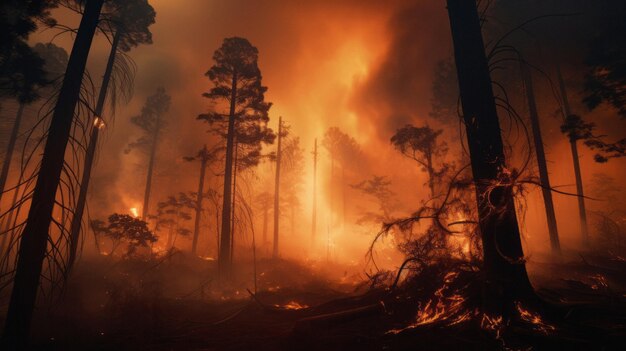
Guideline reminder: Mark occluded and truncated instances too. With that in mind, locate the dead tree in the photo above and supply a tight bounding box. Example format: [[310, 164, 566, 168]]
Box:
[[446, 0, 535, 313], [311, 138, 318, 244]]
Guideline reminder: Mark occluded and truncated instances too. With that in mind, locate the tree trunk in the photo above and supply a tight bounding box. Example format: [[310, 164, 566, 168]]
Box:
[[311, 138, 317, 245], [522, 63, 561, 253], [230, 141, 238, 264], [272, 117, 282, 258], [1, 1, 104, 348], [142, 112, 161, 220], [191, 146, 208, 255], [446, 0, 534, 314], [263, 205, 268, 251], [426, 149, 435, 199], [68, 30, 121, 269], [557, 67, 589, 246], [218, 70, 238, 272], [0, 103, 24, 205]]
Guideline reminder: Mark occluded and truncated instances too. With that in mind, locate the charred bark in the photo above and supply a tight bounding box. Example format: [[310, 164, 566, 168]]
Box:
[[446, 0, 534, 313], [1, 0, 105, 348]]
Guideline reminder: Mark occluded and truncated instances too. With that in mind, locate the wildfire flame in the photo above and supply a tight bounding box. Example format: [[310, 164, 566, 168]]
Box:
[[387, 270, 470, 334], [514, 301, 556, 334], [274, 301, 309, 310], [130, 207, 139, 218]]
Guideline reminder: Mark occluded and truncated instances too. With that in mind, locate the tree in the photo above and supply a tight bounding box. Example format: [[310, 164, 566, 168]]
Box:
[[68, 0, 155, 268], [352, 175, 397, 225], [322, 127, 361, 228], [390, 124, 450, 199], [0, 43, 67, 209], [582, 14, 626, 119], [198, 37, 273, 272], [311, 138, 318, 245], [152, 194, 193, 251], [127, 87, 171, 220], [183, 145, 220, 255], [521, 63, 561, 253], [279, 133, 305, 243], [92, 213, 157, 257], [557, 68, 590, 246], [447, 0, 535, 315], [255, 191, 273, 253], [2, 0, 105, 347], [0, 0, 57, 100]]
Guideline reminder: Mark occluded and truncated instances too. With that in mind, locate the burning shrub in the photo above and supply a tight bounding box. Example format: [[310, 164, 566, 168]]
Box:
[[91, 213, 158, 258]]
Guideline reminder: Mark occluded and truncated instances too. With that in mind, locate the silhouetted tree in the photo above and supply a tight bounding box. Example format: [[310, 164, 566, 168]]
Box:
[[447, 0, 534, 314], [0, 0, 57, 100], [322, 127, 361, 228], [127, 87, 171, 220], [281, 135, 305, 239], [184, 145, 220, 255], [391, 124, 449, 199], [255, 191, 273, 253], [92, 213, 157, 257], [152, 194, 192, 250], [272, 117, 284, 258], [557, 67, 590, 246], [198, 37, 272, 272], [68, 0, 155, 268], [2, 0, 105, 347], [352, 175, 396, 225], [521, 63, 560, 253]]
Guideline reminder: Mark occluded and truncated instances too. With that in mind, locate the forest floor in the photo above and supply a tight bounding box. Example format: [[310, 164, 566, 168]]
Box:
[[7, 250, 626, 350]]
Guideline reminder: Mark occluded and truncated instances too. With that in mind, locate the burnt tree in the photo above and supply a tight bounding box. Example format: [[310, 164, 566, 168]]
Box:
[[446, 0, 535, 312]]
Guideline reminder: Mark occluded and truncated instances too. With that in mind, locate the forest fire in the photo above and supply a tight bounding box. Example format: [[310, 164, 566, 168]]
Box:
[[0, 0, 624, 350]]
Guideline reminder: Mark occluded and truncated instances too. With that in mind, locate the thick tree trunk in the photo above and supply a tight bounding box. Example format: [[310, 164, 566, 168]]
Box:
[[556, 67, 589, 246], [1, 1, 104, 348], [446, 0, 534, 313], [191, 146, 208, 255], [142, 114, 161, 220], [522, 63, 561, 253], [311, 138, 317, 245], [218, 70, 238, 272], [272, 117, 282, 258], [68, 30, 121, 269], [0, 103, 24, 205]]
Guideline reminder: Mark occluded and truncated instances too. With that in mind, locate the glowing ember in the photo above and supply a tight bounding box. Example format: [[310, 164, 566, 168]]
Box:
[[274, 301, 309, 310], [480, 313, 504, 339], [387, 271, 469, 334], [589, 274, 608, 290], [129, 207, 139, 218], [199, 256, 215, 261], [93, 116, 106, 129], [514, 301, 556, 334]]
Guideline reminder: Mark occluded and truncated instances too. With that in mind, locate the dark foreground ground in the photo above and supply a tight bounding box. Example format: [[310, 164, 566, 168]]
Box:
[[2, 251, 626, 350]]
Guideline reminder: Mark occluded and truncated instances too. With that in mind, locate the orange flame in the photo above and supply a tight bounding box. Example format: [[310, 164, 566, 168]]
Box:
[[514, 301, 555, 334]]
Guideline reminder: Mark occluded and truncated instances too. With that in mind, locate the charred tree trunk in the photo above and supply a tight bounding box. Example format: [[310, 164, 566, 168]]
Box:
[[426, 148, 435, 199], [0, 103, 24, 205], [218, 70, 238, 272], [522, 63, 561, 253], [263, 205, 268, 251], [272, 117, 282, 258], [191, 145, 208, 255], [557, 67, 589, 246], [1, 1, 104, 348], [311, 138, 317, 245], [142, 115, 161, 220], [446, 0, 534, 313], [68, 30, 121, 269]]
